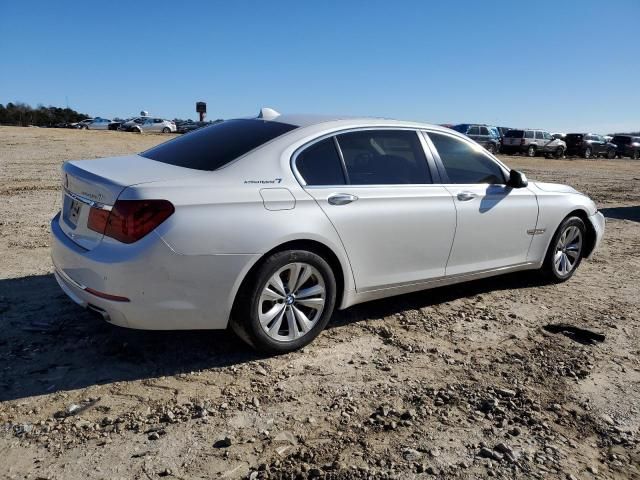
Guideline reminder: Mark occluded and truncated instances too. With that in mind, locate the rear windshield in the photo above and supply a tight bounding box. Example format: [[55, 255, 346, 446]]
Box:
[[505, 130, 524, 138], [141, 119, 298, 171]]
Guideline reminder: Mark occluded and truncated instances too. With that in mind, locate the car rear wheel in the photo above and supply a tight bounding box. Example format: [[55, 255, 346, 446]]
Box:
[[231, 250, 337, 353], [527, 145, 536, 157], [486, 143, 496, 154], [632, 150, 640, 160], [542, 216, 585, 282], [584, 147, 592, 159], [606, 149, 615, 159], [162, 127, 170, 133]]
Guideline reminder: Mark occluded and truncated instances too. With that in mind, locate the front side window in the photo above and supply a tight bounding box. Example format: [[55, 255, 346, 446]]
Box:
[[428, 132, 506, 184], [296, 138, 346, 186], [141, 119, 298, 171], [535, 131, 544, 140], [479, 126, 489, 135], [336, 130, 431, 185]]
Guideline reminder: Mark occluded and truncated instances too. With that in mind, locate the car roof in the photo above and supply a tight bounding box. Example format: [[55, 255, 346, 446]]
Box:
[[248, 113, 454, 134]]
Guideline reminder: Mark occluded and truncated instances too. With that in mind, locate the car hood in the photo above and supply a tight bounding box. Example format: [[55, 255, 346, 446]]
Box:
[[532, 182, 579, 194]]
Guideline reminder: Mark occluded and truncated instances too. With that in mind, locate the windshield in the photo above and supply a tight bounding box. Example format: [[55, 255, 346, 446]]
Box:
[[141, 119, 298, 171]]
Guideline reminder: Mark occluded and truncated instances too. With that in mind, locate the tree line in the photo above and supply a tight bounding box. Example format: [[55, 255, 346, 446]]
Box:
[[0, 102, 90, 127]]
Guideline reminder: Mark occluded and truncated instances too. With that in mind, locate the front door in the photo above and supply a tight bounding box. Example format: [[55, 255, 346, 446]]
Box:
[[296, 129, 457, 292], [425, 130, 539, 276]]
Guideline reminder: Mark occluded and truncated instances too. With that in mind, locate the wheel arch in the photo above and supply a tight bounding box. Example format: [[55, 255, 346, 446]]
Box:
[[230, 238, 350, 319], [564, 209, 597, 258]]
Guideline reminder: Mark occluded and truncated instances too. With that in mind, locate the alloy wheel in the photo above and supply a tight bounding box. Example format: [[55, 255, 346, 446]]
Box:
[[258, 262, 326, 342], [553, 226, 583, 277]]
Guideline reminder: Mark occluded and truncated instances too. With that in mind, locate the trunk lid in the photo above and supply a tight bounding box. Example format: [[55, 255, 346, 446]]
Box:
[[58, 154, 198, 250]]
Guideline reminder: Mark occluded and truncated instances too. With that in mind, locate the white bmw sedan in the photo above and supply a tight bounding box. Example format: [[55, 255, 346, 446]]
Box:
[[51, 109, 605, 352]]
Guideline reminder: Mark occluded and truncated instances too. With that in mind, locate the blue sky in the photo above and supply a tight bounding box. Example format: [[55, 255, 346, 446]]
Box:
[[1, 0, 638, 133]]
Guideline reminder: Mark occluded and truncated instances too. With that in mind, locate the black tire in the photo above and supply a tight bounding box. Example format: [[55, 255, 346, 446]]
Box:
[[606, 149, 615, 159], [541, 216, 586, 282], [230, 250, 337, 353], [527, 145, 537, 157], [486, 143, 496, 154], [162, 127, 170, 133], [584, 147, 592, 159], [632, 150, 640, 160], [554, 147, 564, 159]]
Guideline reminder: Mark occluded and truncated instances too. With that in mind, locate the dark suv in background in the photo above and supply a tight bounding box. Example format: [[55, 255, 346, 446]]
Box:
[[565, 133, 617, 159], [451, 124, 502, 153], [611, 135, 640, 159]]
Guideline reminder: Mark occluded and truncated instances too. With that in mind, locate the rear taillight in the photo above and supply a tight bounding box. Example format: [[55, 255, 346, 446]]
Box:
[[88, 199, 174, 243]]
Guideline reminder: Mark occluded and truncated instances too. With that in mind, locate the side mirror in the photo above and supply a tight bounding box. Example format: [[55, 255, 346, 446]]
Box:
[[507, 169, 528, 188]]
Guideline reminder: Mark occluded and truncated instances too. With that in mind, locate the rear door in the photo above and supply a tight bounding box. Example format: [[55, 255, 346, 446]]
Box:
[[424, 130, 538, 275], [297, 129, 457, 291]]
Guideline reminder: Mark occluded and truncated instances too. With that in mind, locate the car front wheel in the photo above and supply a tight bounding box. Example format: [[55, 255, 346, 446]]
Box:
[[231, 250, 337, 353], [542, 216, 585, 282], [554, 146, 565, 159], [584, 147, 592, 159]]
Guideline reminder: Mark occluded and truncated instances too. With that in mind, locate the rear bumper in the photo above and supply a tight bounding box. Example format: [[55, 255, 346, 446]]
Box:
[[50, 212, 259, 330]]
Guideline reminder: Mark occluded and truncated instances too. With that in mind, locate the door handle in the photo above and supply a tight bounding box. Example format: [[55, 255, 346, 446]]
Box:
[[328, 193, 358, 206], [456, 191, 477, 201]]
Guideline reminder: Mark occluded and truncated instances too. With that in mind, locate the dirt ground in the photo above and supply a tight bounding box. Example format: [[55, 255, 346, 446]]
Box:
[[1, 126, 639, 480]]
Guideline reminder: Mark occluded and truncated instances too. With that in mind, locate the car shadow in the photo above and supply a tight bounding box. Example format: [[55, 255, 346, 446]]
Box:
[[0, 270, 548, 402], [600, 205, 640, 223]]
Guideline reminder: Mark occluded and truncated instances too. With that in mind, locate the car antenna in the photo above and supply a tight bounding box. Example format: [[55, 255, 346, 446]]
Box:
[[257, 107, 280, 121]]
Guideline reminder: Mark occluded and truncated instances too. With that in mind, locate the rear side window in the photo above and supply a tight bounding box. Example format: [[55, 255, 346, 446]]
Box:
[[296, 138, 346, 186], [141, 119, 298, 171], [525, 131, 534, 139], [505, 130, 524, 138], [337, 130, 431, 185], [468, 126, 480, 135], [428, 132, 506, 184]]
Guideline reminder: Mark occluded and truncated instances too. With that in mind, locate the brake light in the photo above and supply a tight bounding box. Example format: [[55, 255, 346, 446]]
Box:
[[87, 199, 174, 243]]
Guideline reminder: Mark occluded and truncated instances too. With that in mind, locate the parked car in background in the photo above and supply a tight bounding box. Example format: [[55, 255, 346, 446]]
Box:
[[118, 117, 148, 132], [129, 117, 177, 133], [79, 118, 111, 130], [73, 118, 94, 129], [501, 129, 566, 158], [51, 109, 604, 352], [451, 124, 502, 153], [552, 132, 566, 141], [611, 135, 640, 159], [496, 127, 512, 139], [564, 133, 616, 159], [177, 121, 210, 134]]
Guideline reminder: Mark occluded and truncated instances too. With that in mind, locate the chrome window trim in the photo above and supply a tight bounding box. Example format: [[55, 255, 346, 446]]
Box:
[[64, 188, 113, 211], [290, 127, 436, 188]]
